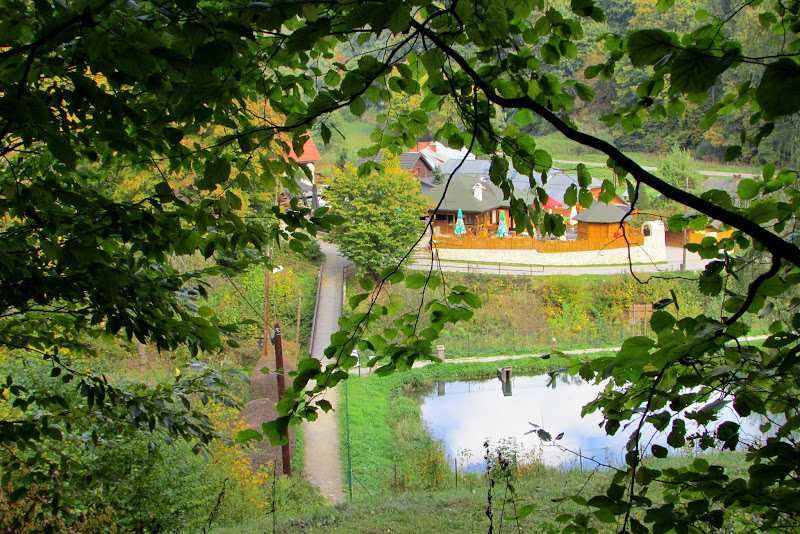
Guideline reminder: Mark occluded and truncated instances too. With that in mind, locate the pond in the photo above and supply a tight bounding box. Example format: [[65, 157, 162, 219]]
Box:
[[417, 372, 763, 471]]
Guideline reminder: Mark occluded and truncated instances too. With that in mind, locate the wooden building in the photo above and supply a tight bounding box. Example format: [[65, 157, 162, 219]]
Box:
[[425, 174, 527, 236], [573, 202, 633, 239]]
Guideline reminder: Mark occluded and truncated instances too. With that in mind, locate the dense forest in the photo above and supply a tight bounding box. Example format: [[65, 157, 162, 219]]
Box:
[[326, 0, 797, 168]]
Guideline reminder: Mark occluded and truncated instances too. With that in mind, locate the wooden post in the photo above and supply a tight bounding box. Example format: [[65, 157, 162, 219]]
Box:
[[137, 343, 147, 370], [274, 321, 292, 476]]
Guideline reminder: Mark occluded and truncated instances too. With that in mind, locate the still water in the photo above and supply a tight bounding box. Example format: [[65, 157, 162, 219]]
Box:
[[417, 373, 760, 470]]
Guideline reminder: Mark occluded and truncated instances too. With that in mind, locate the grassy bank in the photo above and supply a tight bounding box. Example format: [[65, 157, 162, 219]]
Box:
[[351, 271, 770, 360], [214, 449, 750, 534]]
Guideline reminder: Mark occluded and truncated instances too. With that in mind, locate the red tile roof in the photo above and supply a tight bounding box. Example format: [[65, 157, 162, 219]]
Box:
[[288, 138, 322, 163], [411, 141, 431, 152]]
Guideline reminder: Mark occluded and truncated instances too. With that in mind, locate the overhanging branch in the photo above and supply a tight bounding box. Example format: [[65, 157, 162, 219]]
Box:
[[411, 20, 800, 270]]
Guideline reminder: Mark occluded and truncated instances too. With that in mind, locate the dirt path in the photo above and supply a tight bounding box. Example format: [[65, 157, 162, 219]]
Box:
[[302, 241, 348, 504]]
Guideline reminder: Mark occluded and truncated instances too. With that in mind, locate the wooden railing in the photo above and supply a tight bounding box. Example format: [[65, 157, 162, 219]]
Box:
[[434, 233, 645, 252]]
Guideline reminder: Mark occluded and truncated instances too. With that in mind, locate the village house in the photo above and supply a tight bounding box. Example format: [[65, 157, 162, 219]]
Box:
[[355, 150, 438, 179], [425, 174, 531, 237]]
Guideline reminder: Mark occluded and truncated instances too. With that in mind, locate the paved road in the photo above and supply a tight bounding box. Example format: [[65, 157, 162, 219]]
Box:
[[410, 246, 711, 276], [553, 159, 757, 178], [302, 241, 348, 504]]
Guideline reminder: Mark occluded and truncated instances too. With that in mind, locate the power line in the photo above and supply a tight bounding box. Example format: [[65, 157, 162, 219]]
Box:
[[222, 273, 264, 322]]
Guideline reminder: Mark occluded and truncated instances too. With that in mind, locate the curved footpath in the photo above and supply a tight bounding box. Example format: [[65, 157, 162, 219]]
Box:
[[302, 241, 348, 504]]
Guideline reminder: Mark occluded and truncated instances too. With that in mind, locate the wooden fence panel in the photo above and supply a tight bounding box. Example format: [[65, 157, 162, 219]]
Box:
[[435, 234, 644, 252]]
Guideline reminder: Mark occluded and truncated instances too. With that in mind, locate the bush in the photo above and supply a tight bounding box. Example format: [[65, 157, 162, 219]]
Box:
[[301, 238, 325, 264]]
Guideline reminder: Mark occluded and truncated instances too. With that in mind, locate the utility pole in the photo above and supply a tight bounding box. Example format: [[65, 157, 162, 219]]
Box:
[[681, 173, 689, 271], [273, 321, 292, 476], [295, 292, 302, 364], [264, 246, 271, 360]]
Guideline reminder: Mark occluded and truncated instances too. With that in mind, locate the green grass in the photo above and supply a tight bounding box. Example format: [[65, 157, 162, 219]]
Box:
[[319, 118, 379, 165], [536, 134, 757, 175], [209, 450, 751, 534]]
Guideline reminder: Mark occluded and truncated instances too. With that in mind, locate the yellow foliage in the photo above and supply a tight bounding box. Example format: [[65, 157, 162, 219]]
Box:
[[203, 402, 271, 511]]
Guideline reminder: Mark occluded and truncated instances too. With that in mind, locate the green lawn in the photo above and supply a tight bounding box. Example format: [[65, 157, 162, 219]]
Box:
[[319, 116, 379, 166], [536, 134, 757, 175]]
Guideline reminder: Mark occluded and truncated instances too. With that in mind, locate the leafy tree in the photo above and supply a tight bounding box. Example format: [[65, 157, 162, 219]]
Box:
[[0, 0, 338, 520], [3, 0, 800, 531], [638, 145, 701, 213], [327, 155, 430, 278]]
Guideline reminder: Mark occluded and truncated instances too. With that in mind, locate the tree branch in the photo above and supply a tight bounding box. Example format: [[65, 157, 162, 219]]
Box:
[[411, 20, 800, 271]]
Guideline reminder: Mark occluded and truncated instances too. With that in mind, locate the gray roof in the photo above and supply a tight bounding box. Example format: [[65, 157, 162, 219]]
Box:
[[419, 177, 437, 193], [355, 151, 435, 172], [574, 202, 633, 224], [438, 159, 534, 190], [702, 176, 742, 193], [535, 171, 604, 205], [425, 175, 510, 213]]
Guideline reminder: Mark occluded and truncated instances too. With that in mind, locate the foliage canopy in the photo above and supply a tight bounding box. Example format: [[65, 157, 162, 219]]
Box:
[[327, 155, 430, 277], [2, 0, 800, 531]]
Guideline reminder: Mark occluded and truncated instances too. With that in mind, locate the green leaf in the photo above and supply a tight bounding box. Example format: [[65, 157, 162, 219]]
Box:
[[724, 145, 742, 161], [533, 149, 552, 171], [651, 444, 668, 458], [349, 97, 366, 116], [262, 417, 290, 446], [756, 59, 800, 117], [359, 278, 375, 291], [461, 292, 482, 309], [349, 293, 370, 309], [513, 109, 535, 126], [667, 418, 686, 448], [627, 29, 673, 67], [541, 43, 560, 65], [490, 155, 510, 186], [737, 179, 760, 200], [236, 428, 262, 443], [406, 273, 427, 290], [516, 504, 537, 519], [650, 310, 675, 333], [577, 164, 592, 187], [420, 49, 445, 74], [301, 3, 318, 21], [203, 158, 231, 186], [46, 133, 77, 167], [564, 184, 578, 206], [670, 50, 731, 94]]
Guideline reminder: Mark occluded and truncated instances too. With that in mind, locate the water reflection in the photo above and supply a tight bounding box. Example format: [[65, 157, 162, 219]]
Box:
[[417, 373, 759, 471]]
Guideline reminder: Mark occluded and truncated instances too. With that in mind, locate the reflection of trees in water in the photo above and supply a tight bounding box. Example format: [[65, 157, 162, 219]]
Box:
[[548, 372, 585, 387]]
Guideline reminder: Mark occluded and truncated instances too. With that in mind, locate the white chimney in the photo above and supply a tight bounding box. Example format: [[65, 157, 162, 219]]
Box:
[[472, 182, 485, 201]]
